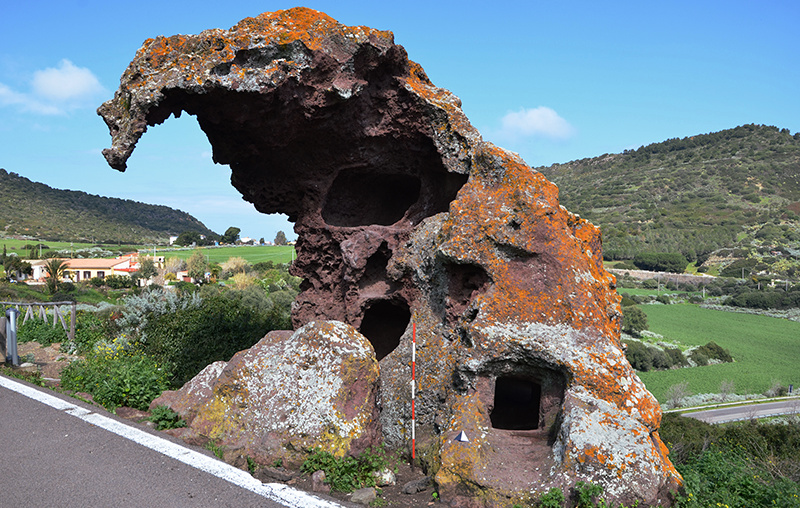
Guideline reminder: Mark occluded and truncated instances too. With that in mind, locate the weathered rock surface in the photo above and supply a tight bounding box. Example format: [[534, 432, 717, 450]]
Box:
[[152, 322, 380, 466], [100, 8, 681, 506]]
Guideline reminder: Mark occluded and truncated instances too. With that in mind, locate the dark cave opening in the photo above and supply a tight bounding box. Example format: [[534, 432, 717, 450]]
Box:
[[490, 376, 541, 430], [358, 300, 410, 361], [322, 169, 421, 227]]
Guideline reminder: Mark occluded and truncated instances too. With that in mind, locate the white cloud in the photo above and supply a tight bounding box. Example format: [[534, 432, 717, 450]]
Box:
[[32, 59, 105, 101], [0, 59, 106, 115], [497, 106, 576, 140]]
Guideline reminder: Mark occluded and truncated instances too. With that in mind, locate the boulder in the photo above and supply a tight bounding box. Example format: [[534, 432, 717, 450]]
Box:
[[157, 322, 380, 466], [100, 8, 681, 506]]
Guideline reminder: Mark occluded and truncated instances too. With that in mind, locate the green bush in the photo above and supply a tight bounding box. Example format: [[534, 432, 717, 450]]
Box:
[[148, 405, 187, 430], [633, 252, 688, 273], [662, 416, 800, 507], [141, 292, 284, 386], [60, 349, 168, 411], [70, 311, 108, 354], [693, 341, 733, 364], [17, 318, 67, 346], [622, 306, 648, 336], [300, 447, 396, 493]]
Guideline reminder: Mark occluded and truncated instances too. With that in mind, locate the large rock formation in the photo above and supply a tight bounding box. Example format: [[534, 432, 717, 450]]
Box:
[[100, 8, 681, 506]]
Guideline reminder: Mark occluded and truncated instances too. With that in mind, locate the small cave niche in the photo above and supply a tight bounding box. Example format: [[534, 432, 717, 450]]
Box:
[[490, 376, 542, 430], [322, 169, 421, 227], [358, 299, 410, 361], [359, 243, 392, 289], [445, 263, 490, 325]]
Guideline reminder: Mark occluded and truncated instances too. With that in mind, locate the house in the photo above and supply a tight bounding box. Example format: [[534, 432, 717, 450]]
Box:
[[28, 253, 165, 283]]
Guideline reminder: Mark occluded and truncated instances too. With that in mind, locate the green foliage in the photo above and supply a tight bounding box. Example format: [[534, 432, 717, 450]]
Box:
[[141, 291, 285, 386], [147, 405, 187, 430], [70, 311, 108, 354], [205, 440, 225, 460], [60, 349, 168, 411], [43, 258, 68, 293], [221, 226, 241, 244], [633, 253, 688, 274], [690, 341, 733, 364], [624, 340, 673, 372], [300, 447, 396, 493], [0, 168, 216, 243], [274, 230, 288, 246], [103, 274, 133, 289], [621, 305, 648, 336], [661, 416, 800, 507], [186, 249, 208, 282], [17, 318, 67, 346], [537, 487, 565, 508]]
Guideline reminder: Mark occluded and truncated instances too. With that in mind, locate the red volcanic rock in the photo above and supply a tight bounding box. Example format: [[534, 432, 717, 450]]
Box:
[[100, 8, 681, 506]]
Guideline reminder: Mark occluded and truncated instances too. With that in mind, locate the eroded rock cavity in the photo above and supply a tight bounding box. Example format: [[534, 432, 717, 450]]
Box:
[[99, 8, 681, 506]]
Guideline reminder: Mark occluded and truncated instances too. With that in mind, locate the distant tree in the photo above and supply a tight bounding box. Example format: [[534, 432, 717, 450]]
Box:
[[221, 227, 241, 244], [633, 252, 688, 273], [163, 257, 186, 276], [3, 255, 32, 280], [220, 256, 250, 275], [274, 231, 287, 246], [175, 231, 201, 246], [622, 305, 648, 336], [44, 258, 68, 293], [259, 238, 265, 245], [137, 258, 158, 279], [187, 250, 208, 283]]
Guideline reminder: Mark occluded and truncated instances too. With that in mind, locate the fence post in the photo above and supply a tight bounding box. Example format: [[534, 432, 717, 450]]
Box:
[[5, 308, 20, 366], [70, 302, 76, 343]]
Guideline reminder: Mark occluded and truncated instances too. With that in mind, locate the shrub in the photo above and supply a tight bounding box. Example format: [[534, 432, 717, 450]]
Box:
[[692, 341, 733, 363], [300, 447, 396, 493], [148, 405, 187, 430], [69, 311, 108, 354], [141, 292, 284, 386], [622, 306, 648, 336], [537, 487, 565, 508], [60, 349, 168, 411], [655, 294, 671, 305], [633, 252, 688, 273], [665, 347, 688, 367], [17, 318, 67, 346]]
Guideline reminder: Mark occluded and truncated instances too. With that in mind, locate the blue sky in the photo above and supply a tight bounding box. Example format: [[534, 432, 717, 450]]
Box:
[[1, 1, 798, 242]]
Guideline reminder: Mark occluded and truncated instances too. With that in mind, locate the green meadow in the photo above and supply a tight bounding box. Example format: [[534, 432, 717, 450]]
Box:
[[159, 245, 296, 265], [636, 304, 800, 402]]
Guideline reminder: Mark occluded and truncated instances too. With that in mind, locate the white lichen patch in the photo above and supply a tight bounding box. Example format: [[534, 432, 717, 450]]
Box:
[[194, 321, 378, 451]]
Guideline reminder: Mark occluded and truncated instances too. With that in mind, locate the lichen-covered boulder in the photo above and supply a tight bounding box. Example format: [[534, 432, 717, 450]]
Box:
[[100, 8, 681, 506], [154, 322, 380, 466]]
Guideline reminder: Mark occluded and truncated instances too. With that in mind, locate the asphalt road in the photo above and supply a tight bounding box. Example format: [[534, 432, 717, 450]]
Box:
[[0, 374, 345, 508], [683, 398, 800, 424]]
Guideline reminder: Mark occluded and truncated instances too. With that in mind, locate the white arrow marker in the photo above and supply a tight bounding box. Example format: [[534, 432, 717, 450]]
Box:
[[455, 430, 469, 442]]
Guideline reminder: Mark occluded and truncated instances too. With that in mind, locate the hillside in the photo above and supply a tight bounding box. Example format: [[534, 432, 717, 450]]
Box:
[[538, 124, 800, 276], [0, 168, 217, 243]]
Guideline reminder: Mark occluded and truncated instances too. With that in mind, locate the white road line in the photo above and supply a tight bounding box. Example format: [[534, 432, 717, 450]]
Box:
[[0, 375, 344, 508]]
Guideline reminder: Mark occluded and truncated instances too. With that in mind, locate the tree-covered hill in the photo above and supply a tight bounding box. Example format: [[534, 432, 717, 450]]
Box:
[[538, 124, 800, 276], [0, 168, 217, 243]]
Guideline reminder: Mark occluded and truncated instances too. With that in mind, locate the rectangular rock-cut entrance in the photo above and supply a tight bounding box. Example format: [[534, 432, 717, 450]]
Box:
[[490, 376, 541, 430]]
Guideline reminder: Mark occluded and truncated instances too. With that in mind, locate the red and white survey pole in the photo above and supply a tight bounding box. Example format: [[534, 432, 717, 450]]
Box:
[[411, 322, 416, 463]]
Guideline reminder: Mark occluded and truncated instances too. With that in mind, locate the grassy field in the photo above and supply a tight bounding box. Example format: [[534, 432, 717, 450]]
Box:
[[1, 238, 141, 253], [159, 245, 296, 264], [636, 304, 800, 402]]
